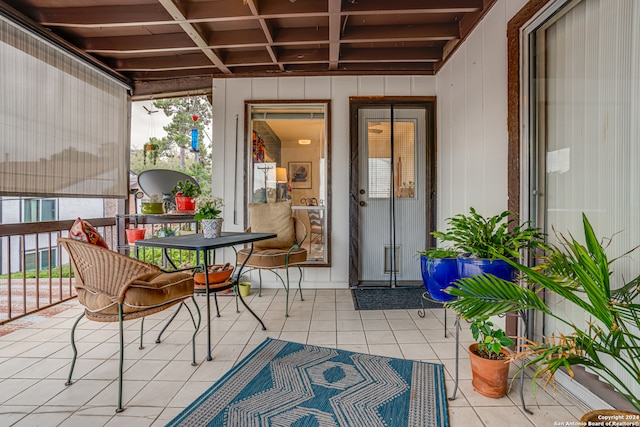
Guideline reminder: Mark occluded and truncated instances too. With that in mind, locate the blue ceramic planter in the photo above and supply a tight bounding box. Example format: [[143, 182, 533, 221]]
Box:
[[457, 256, 516, 282], [420, 255, 458, 302]]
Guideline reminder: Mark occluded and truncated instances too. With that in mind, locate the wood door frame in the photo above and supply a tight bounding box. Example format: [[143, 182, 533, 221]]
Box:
[[348, 97, 437, 288]]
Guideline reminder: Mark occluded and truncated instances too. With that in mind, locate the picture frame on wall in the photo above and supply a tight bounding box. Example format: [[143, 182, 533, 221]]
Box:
[[289, 161, 312, 189]]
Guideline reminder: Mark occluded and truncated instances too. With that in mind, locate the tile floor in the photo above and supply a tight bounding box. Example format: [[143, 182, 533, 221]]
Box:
[[0, 288, 588, 426]]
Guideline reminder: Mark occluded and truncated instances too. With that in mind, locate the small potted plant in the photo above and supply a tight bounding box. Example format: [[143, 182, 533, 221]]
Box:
[[467, 317, 514, 398], [418, 247, 459, 302], [194, 192, 224, 238], [172, 179, 201, 213]]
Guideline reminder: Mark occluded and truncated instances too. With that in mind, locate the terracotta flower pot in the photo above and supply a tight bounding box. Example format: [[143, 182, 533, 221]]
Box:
[[468, 343, 511, 398], [193, 264, 234, 290]]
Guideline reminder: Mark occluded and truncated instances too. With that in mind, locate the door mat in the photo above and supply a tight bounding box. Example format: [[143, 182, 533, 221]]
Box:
[[167, 338, 449, 427], [351, 286, 444, 310]]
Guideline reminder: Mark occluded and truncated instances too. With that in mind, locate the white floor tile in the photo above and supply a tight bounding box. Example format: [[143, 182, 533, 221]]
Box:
[[0, 288, 586, 427]]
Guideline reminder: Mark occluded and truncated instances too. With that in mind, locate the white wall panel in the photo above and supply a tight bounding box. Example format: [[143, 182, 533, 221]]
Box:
[[251, 78, 279, 99], [357, 76, 384, 96], [465, 28, 487, 212], [435, 68, 453, 233], [435, 0, 522, 222], [412, 76, 436, 95], [278, 77, 305, 99], [385, 76, 412, 96], [304, 76, 332, 99], [482, 3, 510, 212], [328, 76, 357, 285]]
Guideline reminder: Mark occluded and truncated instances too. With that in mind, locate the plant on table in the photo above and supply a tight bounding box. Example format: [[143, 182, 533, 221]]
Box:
[[172, 179, 201, 198], [194, 193, 224, 220]]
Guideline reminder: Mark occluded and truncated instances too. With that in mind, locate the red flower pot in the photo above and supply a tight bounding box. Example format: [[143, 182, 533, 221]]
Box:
[[175, 196, 196, 213], [125, 228, 146, 244]]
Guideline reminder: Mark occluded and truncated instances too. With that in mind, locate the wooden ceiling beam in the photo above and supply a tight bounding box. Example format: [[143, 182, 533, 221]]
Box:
[[344, 24, 459, 41], [328, 0, 341, 71], [342, 0, 483, 14], [132, 76, 213, 100], [340, 47, 441, 62], [157, 0, 230, 74], [82, 33, 195, 52], [244, 0, 283, 71], [114, 53, 213, 71], [36, 5, 173, 26]]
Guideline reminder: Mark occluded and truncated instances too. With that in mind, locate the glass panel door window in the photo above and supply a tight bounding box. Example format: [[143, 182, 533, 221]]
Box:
[[526, 0, 640, 399]]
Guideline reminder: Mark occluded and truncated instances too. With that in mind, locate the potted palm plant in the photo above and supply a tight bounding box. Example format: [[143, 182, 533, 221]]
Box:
[[194, 192, 224, 238], [445, 214, 640, 412], [172, 179, 201, 213]]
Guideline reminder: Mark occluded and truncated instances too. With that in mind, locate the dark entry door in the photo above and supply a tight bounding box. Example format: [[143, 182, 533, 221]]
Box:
[[349, 99, 436, 288]]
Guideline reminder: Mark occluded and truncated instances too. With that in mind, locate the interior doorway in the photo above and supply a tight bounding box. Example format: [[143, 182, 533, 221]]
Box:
[[349, 98, 436, 288]]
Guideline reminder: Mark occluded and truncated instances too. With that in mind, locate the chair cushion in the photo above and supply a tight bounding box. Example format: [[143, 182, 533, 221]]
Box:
[[237, 247, 307, 268], [77, 271, 194, 317], [249, 201, 295, 249], [69, 218, 108, 249]]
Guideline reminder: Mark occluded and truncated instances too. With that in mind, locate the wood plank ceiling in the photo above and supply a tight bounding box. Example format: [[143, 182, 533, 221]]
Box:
[[1, 0, 496, 98]]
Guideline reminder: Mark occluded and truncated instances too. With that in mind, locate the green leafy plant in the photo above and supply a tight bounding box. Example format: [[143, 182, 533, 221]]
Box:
[[194, 192, 224, 220], [172, 179, 201, 198], [470, 317, 514, 360], [433, 207, 546, 259], [445, 214, 640, 411], [417, 247, 459, 258]]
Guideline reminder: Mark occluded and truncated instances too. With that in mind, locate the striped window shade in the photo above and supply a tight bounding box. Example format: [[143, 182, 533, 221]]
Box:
[[0, 15, 130, 198]]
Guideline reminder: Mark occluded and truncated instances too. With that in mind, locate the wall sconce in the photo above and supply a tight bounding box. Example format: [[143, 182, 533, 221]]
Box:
[[298, 139, 311, 145]]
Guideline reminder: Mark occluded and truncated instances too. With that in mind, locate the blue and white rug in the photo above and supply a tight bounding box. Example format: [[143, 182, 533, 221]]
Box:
[[167, 338, 449, 427]]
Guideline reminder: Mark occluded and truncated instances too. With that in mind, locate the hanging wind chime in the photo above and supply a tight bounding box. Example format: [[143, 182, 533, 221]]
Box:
[[191, 114, 199, 152], [189, 95, 199, 152]]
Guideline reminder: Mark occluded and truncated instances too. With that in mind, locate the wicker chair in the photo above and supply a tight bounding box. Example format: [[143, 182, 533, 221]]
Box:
[[58, 238, 201, 413], [236, 217, 307, 317]]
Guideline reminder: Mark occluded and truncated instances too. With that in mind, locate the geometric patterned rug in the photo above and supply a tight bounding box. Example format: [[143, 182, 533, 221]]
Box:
[[166, 338, 449, 427]]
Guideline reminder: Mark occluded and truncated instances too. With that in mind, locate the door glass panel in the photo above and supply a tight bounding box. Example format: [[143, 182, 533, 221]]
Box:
[[367, 121, 416, 199], [247, 101, 330, 265]]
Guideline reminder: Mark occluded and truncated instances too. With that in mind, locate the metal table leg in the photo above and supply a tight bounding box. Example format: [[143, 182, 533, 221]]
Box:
[[449, 315, 460, 401], [234, 243, 266, 330]]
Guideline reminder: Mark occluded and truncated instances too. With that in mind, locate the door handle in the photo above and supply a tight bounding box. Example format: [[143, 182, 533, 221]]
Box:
[[359, 201, 367, 207]]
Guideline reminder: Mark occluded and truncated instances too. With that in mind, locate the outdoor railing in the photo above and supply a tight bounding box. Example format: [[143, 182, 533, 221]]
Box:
[[0, 218, 116, 324], [0, 216, 204, 325]]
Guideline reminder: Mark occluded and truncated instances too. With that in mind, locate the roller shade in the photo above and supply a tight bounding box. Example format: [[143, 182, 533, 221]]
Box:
[[0, 15, 130, 198]]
